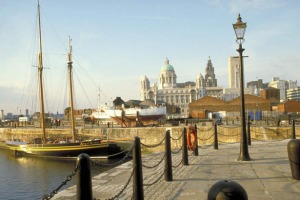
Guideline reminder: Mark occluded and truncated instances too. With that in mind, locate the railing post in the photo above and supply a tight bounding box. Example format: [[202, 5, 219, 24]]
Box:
[[292, 119, 296, 139], [76, 153, 92, 200], [214, 122, 218, 150], [247, 118, 251, 145], [194, 125, 199, 156], [182, 127, 189, 165], [133, 137, 144, 200], [165, 130, 173, 181]]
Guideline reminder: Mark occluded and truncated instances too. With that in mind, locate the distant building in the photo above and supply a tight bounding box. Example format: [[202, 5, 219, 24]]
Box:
[[228, 56, 240, 89], [287, 87, 300, 100], [247, 79, 268, 96], [277, 100, 300, 113], [268, 78, 298, 101], [189, 94, 271, 119], [221, 87, 253, 101], [226, 56, 257, 100], [0, 110, 3, 121], [204, 57, 218, 87], [141, 57, 218, 118], [260, 87, 280, 106]]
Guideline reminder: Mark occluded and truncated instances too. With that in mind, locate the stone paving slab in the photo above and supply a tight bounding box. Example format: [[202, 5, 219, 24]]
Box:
[[53, 139, 300, 200]]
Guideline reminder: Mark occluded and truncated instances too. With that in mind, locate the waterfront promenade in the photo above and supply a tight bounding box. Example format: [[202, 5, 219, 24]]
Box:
[[52, 139, 300, 200]]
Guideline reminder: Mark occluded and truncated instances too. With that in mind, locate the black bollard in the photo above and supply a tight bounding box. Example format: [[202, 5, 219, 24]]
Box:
[[76, 153, 92, 200], [292, 120, 296, 139], [208, 180, 248, 200], [194, 125, 199, 156], [247, 120, 251, 146], [287, 139, 300, 180], [133, 137, 144, 200], [214, 122, 218, 150], [182, 127, 189, 166], [165, 130, 173, 181]]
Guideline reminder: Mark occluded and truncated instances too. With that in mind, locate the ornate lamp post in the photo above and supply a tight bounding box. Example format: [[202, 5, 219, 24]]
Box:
[[233, 14, 251, 161]]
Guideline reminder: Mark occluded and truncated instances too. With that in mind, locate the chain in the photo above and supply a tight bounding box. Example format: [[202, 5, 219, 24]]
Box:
[[197, 133, 214, 141], [143, 169, 165, 187], [42, 164, 80, 200], [217, 133, 240, 137], [142, 153, 166, 169], [170, 132, 183, 140], [172, 158, 183, 168], [93, 168, 135, 200], [197, 126, 213, 132], [198, 142, 214, 149], [171, 146, 183, 154], [140, 135, 166, 148], [91, 144, 134, 167]]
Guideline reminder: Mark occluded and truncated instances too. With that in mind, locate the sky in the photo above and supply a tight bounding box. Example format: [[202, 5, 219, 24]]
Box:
[[0, 0, 300, 115]]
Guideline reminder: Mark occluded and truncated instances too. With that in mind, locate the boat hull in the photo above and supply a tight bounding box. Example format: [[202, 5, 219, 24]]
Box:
[[106, 107, 166, 127], [6, 142, 122, 159]]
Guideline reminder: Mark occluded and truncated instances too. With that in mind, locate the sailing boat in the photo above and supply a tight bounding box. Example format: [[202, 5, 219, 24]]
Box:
[[5, 1, 123, 158]]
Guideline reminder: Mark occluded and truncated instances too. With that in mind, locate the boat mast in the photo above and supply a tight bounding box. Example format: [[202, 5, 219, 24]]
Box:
[[68, 36, 76, 142], [98, 86, 101, 110], [37, 0, 46, 143]]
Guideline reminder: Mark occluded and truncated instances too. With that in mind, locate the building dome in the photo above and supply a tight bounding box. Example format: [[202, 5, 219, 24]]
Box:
[[160, 58, 174, 71], [197, 73, 204, 79]]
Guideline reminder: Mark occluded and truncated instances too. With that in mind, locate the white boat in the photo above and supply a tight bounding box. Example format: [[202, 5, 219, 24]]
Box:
[[106, 105, 166, 127]]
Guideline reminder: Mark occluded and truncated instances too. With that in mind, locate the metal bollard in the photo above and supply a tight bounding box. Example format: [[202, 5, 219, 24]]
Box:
[[287, 139, 300, 179], [214, 122, 218, 150], [133, 137, 144, 200], [76, 153, 92, 200], [165, 130, 173, 181], [247, 120, 251, 145], [292, 119, 296, 139], [194, 125, 199, 156], [208, 180, 248, 200], [182, 127, 189, 165]]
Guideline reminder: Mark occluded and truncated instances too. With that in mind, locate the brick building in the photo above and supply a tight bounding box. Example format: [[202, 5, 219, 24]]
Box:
[[277, 100, 300, 113], [260, 87, 280, 105], [189, 94, 271, 118]]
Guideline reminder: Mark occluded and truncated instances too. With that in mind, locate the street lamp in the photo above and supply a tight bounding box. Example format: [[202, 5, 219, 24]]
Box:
[[233, 14, 251, 161]]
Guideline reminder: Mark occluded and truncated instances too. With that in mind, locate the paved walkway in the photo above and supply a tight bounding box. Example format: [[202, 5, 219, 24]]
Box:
[[53, 139, 300, 200]]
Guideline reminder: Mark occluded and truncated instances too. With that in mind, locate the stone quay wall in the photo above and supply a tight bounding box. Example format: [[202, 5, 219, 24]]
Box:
[[0, 124, 298, 153]]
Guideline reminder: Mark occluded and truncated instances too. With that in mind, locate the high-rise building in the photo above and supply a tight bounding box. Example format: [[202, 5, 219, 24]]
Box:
[[228, 57, 240, 88], [0, 109, 4, 121], [287, 87, 300, 100], [268, 77, 289, 101]]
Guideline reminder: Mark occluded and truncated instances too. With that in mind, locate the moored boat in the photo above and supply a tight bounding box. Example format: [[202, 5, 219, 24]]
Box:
[[106, 105, 166, 127], [4, 0, 128, 159]]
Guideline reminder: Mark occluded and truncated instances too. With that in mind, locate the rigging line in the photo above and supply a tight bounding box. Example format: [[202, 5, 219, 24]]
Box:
[[62, 71, 68, 113], [73, 69, 94, 108], [20, 9, 39, 113], [40, 8, 69, 54], [44, 69, 53, 113], [72, 56, 98, 89], [54, 67, 68, 114]]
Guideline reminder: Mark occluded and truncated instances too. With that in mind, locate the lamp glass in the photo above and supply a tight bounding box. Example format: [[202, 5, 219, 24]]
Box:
[[233, 14, 247, 42]]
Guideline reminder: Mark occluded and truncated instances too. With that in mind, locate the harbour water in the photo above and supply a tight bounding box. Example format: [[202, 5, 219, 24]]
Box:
[[0, 148, 122, 200]]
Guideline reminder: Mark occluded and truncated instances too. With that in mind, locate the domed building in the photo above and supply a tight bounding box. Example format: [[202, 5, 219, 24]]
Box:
[[141, 58, 219, 118]]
